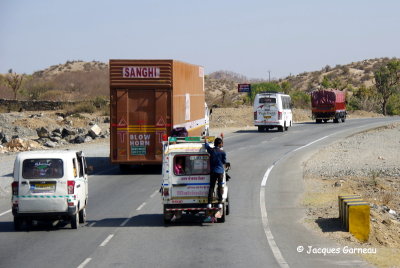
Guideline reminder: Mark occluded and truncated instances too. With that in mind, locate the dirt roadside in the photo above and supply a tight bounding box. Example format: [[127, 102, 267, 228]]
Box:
[[303, 123, 400, 268]]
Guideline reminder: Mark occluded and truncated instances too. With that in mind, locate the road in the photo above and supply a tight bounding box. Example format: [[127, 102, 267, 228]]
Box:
[[0, 117, 399, 268]]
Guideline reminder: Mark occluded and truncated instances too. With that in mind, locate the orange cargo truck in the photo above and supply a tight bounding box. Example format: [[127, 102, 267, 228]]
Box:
[[109, 59, 209, 168]]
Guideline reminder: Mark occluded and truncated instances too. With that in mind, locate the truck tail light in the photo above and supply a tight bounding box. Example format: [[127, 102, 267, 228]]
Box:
[[254, 112, 257, 120], [163, 187, 169, 196], [67, 180, 75, 194], [278, 111, 282, 120], [162, 134, 168, 141], [11, 181, 19, 195]]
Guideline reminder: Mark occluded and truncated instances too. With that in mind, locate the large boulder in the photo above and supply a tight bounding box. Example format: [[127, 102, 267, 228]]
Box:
[[88, 124, 102, 139], [73, 135, 86, 144], [62, 128, 76, 138], [36, 127, 50, 138]]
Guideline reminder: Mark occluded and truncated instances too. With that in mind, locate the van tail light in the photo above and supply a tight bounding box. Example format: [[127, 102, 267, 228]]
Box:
[[254, 112, 257, 120], [11, 181, 19, 195], [67, 180, 75, 194], [278, 111, 282, 120], [163, 187, 169, 196]]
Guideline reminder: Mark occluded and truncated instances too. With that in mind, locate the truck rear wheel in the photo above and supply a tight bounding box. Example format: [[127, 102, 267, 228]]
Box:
[[316, 119, 322, 123], [333, 118, 339, 123]]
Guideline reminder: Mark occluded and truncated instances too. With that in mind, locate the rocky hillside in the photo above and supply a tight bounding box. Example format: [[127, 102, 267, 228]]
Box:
[[1, 58, 397, 107]]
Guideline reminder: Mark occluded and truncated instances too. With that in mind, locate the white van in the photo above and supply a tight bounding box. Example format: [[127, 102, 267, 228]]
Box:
[[11, 150, 89, 230], [253, 92, 293, 132]]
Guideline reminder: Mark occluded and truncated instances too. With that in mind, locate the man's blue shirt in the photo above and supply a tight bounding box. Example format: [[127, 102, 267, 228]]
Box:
[[205, 142, 226, 174]]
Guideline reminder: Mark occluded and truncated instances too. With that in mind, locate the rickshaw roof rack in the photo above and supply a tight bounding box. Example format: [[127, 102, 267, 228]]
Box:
[[168, 136, 215, 144]]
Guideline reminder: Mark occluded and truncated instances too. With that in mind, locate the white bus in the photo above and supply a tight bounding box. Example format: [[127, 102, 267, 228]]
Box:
[[253, 92, 293, 132]]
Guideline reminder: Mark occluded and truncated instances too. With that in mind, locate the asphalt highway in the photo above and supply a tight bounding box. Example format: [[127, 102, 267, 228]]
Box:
[[1, 117, 399, 268]]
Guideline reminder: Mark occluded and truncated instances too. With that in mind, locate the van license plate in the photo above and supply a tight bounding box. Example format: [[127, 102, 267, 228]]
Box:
[[31, 183, 55, 193], [264, 115, 271, 119]]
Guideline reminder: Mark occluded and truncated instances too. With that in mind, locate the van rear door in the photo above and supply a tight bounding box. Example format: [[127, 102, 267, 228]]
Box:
[[18, 158, 68, 213], [257, 96, 278, 122]]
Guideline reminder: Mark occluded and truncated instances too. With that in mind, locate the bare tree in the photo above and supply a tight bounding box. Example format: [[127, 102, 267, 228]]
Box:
[[4, 69, 24, 100]]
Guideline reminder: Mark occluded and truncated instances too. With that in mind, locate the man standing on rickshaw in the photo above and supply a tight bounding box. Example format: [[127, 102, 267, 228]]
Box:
[[205, 137, 226, 209]]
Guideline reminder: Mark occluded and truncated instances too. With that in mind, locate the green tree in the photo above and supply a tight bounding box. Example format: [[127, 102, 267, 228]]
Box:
[[374, 59, 400, 115], [280, 81, 291, 94], [248, 82, 281, 103], [321, 76, 331, 88]]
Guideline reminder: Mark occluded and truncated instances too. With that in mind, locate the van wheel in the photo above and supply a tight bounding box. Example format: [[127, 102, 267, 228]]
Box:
[[71, 213, 79, 229], [284, 122, 288, 131], [79, 208, 86, 223], [278, 126, 284, 132], [14, 217, 22, 231], [226, 195, 230, 215]]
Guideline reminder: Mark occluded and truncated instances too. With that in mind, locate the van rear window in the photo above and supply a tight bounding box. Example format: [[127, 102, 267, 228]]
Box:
[[259, 97, 276, 104], [22, 159, 64, 179]]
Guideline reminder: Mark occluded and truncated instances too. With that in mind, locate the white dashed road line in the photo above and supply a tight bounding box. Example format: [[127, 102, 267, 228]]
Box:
[[0, 209, 11, 217], [136, 202, 146, 211], [77, 258, 92, 268], [100, 234, 114, 247]]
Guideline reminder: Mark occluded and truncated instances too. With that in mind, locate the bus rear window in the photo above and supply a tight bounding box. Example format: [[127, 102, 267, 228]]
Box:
[[174, 155, 210, 176], [259, 97, 276, 104], [22, 159, 64, 179]]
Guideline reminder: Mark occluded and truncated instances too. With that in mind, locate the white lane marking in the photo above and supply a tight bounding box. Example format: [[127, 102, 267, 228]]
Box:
[[0, 209, 11, 217], [77, 258, 92, 268], [259, 135, 332, 267], [150, 190, 159, 198], [100, 234, 114, 247], [261, 165, 274, 187], [136, 202, 146, 211], [260, 166, 290, 268], [293, 135, 330, 152], [120, 218, 130, 227], [88, 222, 96, 227]]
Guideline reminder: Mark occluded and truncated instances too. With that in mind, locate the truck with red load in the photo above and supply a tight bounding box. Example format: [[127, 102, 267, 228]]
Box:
[[311, 89, 347, 123], [109, 60, 209, 169]]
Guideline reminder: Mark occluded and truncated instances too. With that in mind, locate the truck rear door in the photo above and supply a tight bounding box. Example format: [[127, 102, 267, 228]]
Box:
[[111, 89, 171, 164]]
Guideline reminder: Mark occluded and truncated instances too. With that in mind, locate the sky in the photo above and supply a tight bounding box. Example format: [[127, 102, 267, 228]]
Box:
[[1, 0, 399, 80]]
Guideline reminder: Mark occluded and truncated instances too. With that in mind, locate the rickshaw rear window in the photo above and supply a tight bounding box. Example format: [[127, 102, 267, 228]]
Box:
[[174, 155, 209, 176], [22, 159, 64, 179]]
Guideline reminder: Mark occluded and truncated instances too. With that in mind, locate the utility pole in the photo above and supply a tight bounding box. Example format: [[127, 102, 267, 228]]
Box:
[[268, 70, 271, 82]]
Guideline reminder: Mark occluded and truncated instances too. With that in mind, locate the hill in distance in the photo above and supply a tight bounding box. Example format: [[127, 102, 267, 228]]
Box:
[[1, 58, 396, 106]]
